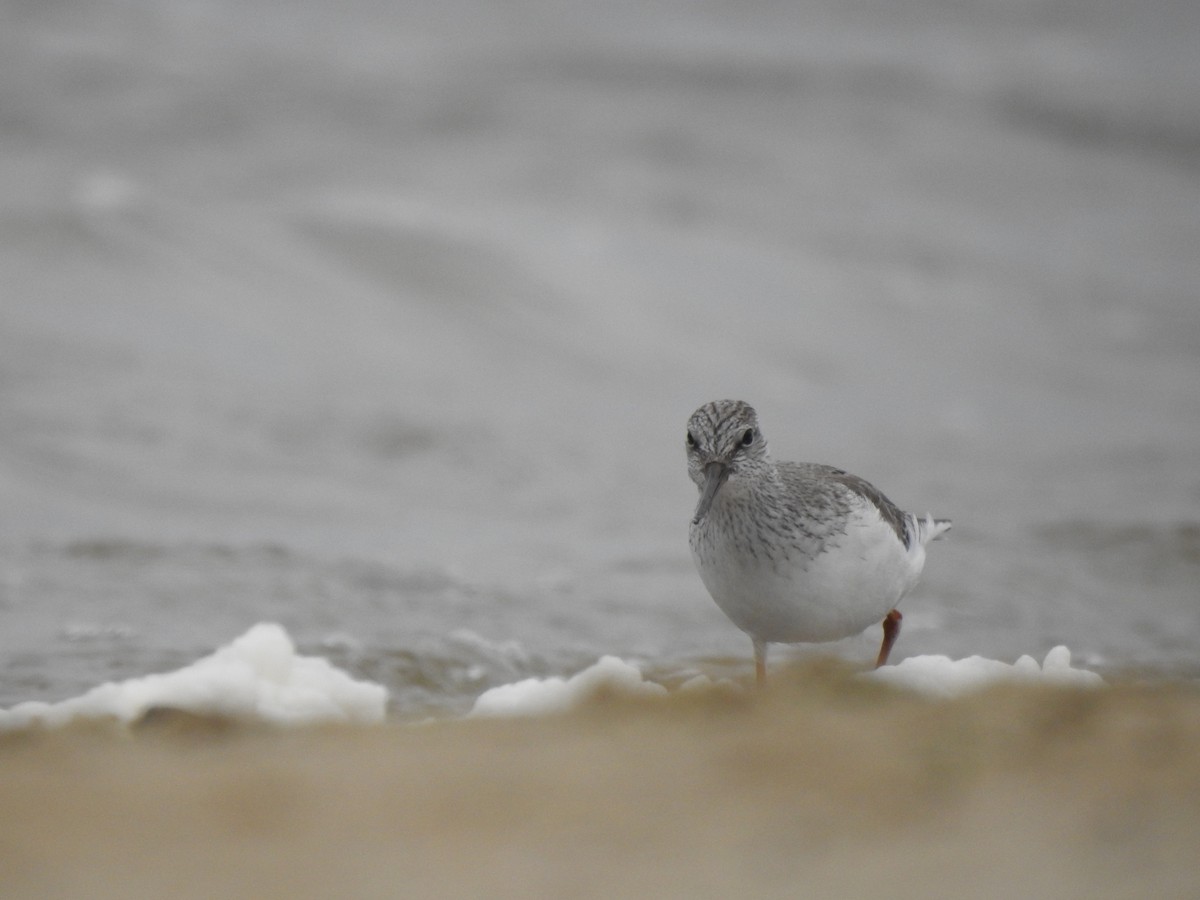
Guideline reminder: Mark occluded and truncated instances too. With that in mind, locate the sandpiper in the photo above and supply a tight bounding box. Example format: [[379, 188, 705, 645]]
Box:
[[686, 400, 950, 686]]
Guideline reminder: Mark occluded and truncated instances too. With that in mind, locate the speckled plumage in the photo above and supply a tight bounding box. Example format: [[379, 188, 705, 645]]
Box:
[[686, 400, 950, 684]]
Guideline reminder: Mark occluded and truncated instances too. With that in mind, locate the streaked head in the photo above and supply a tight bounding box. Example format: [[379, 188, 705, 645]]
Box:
[[685, 400, 771, 524]]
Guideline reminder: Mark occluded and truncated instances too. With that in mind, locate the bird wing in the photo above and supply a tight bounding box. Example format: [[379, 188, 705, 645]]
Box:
[[808, 465, 912, 547]]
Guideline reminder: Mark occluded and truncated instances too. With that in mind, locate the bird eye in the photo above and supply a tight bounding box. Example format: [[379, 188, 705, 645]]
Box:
[[741, 428, 755, 447], [686, 430, 697, 449]]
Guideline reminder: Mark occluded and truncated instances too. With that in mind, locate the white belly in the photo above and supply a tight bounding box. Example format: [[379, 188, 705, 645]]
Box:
[[691, 505, 925, 644]]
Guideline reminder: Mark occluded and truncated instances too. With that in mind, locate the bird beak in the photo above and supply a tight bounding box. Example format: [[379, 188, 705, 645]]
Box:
[[692, 462, 729, 524]]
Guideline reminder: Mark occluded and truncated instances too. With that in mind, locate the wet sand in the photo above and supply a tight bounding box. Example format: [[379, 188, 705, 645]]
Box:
[[2, 667, 1198, 899]]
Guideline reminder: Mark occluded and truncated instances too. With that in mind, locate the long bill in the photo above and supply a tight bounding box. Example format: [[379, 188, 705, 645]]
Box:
[[692, 461, 729, 525]]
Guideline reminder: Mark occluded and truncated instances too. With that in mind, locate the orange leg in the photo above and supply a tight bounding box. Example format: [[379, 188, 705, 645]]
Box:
[[875, 609, 903, 668]]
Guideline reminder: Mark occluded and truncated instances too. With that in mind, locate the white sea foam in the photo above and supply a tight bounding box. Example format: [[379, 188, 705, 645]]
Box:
[[0, 623, 388, 730], [468, 647, 1102, 717], [469, 655, 668, 717], [0, 639, 1103, 730], [866, 645, 1104, 697]]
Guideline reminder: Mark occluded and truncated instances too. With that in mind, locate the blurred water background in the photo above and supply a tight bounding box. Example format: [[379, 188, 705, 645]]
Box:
[[1, 0, 1197, 715]]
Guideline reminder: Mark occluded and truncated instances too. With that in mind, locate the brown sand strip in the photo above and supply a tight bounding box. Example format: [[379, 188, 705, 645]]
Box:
[[2, 668, 1198, 898]]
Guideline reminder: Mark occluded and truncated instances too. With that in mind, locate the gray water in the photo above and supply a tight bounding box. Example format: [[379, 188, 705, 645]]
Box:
[[2, 0, 1198, 716]]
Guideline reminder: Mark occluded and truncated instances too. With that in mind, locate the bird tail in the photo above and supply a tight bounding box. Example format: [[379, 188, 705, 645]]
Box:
[[912, 514, 952, 547]]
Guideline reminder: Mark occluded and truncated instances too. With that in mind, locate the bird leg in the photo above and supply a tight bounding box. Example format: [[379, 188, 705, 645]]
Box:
[[875, 609, 903, 668], [753, 638, 768, 688]]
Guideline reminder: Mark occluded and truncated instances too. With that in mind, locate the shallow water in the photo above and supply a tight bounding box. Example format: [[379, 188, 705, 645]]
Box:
[[1, 0, 1198, 714]]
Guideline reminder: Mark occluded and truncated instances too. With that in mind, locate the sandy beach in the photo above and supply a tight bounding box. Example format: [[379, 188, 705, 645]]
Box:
[[3, 668, 1198, 899]]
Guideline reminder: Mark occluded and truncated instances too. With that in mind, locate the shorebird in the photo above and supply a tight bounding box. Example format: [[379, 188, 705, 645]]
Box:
[[686, 400, 950, 686]]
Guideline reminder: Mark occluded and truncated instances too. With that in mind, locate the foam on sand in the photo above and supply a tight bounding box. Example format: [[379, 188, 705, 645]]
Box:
[[0, 635, 1103, 730], [469, 646, 1103, 717], [866, 645, 1104, 697], [0, 623, 388, 730], [470, 655, 668, 717]]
